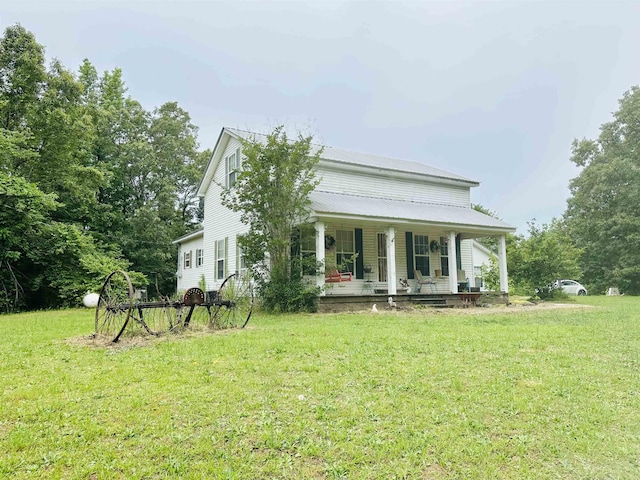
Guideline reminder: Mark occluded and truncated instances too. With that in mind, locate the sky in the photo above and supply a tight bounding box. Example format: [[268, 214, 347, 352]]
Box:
[[2, 1, 639, 234]]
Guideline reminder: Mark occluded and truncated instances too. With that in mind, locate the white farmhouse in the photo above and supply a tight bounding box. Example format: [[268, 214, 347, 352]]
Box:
[[174, 127, 515, 298]]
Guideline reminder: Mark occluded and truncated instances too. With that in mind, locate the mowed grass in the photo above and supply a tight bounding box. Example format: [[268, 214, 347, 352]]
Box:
[[1, 297, 639, 479]]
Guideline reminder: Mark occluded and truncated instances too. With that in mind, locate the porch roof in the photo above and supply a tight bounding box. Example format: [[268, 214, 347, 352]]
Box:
[[309, 190, 515, 235]]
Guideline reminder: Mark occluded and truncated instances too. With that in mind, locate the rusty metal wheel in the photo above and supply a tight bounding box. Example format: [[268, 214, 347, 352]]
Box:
[[212, 273, 254, 329], [95, 270, 134, 342]]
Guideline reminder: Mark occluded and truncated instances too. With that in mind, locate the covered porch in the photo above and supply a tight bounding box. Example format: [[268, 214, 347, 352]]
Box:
[[306, 191, 515, 299]]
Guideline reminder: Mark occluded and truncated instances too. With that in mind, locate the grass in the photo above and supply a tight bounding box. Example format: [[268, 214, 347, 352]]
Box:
[[1, 297, 639, 479]]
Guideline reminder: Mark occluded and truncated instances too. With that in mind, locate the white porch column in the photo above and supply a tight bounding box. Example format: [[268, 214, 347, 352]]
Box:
[[315, 221, 326, 296], [386, 226, 397, 295], [448, 231, 458, 293], [497, 234, 509, 293]]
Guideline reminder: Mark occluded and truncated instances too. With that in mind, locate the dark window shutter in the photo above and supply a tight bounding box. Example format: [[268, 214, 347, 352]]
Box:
[[355, 228, 364, 279], [224, 155, 228, 188], [456, 234, 462, 270], [406, 232, 414, 279]]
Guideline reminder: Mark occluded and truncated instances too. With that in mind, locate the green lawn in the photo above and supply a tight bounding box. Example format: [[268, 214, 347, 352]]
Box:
[[1, 297, 639, 479]]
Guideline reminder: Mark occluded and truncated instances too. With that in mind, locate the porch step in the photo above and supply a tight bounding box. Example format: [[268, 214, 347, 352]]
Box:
[[412, 296, 451, 308]]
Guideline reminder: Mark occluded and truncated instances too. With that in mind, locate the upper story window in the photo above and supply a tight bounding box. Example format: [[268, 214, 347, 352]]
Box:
[[183, 251, 191, 269], [196, 248, 204, 268], [225, 148, 241, 188]]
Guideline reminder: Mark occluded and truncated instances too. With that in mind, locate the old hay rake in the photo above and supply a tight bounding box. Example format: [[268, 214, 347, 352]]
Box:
[[94, 270, 253, 342]]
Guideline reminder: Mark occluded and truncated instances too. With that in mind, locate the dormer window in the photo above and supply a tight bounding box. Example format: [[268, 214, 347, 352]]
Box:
[[225, 148, 241, 187]]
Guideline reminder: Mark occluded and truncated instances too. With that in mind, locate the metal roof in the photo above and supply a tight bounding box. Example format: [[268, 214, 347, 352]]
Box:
[[310, 190, 515, 232], [225, 127, 477, 185]]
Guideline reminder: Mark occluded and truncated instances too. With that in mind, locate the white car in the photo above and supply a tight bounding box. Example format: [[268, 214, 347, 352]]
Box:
[[556, 279, 588, 296]]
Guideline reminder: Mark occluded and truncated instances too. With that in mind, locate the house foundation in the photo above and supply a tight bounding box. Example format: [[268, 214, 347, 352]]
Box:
[[316, 292, 509, 313]]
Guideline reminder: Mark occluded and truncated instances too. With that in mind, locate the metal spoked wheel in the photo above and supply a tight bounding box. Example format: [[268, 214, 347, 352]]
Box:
[[95, 270, 134, 342], [183, 304, 215, 329], [213, 273, 254, 329], [130, 302, 173, 335]]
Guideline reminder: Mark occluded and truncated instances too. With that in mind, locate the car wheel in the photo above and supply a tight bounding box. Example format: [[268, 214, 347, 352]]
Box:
[[577, 290, 587, 296]]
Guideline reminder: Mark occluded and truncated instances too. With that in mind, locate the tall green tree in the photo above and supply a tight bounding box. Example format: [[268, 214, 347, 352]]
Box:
[[0, 24, 46, 130], [221, 126, 321, 312], [565, 86, 640, 295]]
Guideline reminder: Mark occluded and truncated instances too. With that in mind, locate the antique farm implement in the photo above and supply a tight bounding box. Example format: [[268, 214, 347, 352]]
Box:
[[94, 270, 253, 342]]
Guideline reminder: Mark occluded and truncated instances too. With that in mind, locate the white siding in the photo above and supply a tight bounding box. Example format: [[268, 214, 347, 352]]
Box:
[[202, 137, 248, 291], [316, 166, 471, 207], [460, 239, 474, 285], [176, 236, 204, 292]]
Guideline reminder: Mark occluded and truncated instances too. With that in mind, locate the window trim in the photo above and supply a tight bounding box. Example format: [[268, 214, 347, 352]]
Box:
[[195, 248, 203, 268]]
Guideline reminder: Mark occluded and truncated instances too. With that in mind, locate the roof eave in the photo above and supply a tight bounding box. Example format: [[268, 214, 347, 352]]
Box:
[[313, 211, 515, 234], [172, 228, 204, 244]]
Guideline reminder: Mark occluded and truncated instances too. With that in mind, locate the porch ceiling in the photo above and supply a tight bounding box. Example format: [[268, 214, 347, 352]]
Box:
[[310, 190, 515, 235]]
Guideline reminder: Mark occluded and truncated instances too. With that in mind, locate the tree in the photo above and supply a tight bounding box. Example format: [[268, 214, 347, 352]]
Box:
[[80, 66, 207, 295], [507, 219, 582, 297], [0, 173, 56, 310], [0, 172, 130, 310], [0, 24, 46, 130], [0, 25, 210, 309], [565, 86, 640, 295], [472, 203, 502, 252], [221, 126, 322, 312]]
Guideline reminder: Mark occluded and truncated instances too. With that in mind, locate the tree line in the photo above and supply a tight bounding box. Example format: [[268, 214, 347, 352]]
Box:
[[0, 24, 209, 311]]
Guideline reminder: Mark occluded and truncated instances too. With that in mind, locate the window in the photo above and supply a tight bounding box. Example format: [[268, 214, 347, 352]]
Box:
[[440, 236, 449, 276], [216, 239, 226, 279], [474, 266, 484, 288], [377, 233, 387, 282], [196, 249, 203, 268], [238, 248, 247, 276], [335, 229, 355, 274], [225, 148, 241, 187], [236, 237, 248, 277], [183, 251, 191, 269], [414, 234, 430, 276], [299, 230, 316, 275]]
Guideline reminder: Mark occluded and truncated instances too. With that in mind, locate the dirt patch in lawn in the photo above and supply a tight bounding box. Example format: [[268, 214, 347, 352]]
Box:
[[426, 301, 594, 315]]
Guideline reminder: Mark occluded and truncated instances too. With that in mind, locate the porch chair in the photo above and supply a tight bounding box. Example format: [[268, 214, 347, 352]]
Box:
[[325, 269, 353, 283], [414, 270, 436, 293], [457, 270, 469, 292]]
